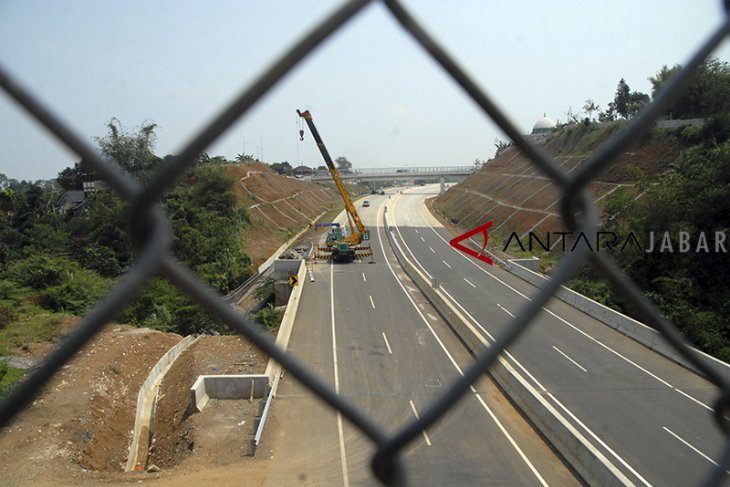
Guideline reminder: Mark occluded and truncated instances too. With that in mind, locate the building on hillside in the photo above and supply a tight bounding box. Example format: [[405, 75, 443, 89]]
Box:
[[56, 190, 86, 215], [55, 180, 107, 215], [526, 115, 557, 144], [82, 180, 106, 193], [532, 115, 557, 134], [293, 165, 313, 178]]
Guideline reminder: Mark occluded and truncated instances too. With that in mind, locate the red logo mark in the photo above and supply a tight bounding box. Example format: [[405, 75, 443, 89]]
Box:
[[449, 221, 494, 265]]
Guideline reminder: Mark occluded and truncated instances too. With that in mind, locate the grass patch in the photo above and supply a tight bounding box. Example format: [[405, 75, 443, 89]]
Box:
[[0, 305, 67, 356], [0, 362, 26, 398], [253, 304, 284, 331]]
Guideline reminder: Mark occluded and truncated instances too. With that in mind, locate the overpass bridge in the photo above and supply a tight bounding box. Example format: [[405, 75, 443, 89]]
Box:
[[310, 165, 475, 183]]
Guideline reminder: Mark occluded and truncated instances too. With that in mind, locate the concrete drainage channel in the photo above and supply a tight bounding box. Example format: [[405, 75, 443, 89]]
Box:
[[125, 335, 200, 471], [125, 258, 307, 470]]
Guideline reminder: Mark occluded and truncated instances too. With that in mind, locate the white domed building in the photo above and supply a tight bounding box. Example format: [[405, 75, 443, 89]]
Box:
[[531, 115, 557, 135], [527, 114, 557, 144]]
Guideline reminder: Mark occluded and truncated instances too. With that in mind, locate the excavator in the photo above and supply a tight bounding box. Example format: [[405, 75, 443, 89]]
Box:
[[297, 109, 371, 262]]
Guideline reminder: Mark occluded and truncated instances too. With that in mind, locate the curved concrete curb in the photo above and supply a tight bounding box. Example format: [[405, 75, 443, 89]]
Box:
[[383, 209, 631, 486], [124, 334, 200, 472], [507, 260, 730, 381]]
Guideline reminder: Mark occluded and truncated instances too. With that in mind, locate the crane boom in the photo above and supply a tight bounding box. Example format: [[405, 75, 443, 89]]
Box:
[[297, 109, 369, 246]]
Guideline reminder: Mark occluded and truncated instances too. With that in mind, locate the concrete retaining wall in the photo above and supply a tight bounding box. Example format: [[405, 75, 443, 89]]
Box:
[[506, 260, 730, 381], [190, 374, 269, 411], [263, 259, 306, 380], [656, 118, 705, 129], [186, 259, 307, 456], [254, 259, 307, 452], [383, 208, 629, 486], [510, 256, 540, 272], [125, 334, 199, 472]]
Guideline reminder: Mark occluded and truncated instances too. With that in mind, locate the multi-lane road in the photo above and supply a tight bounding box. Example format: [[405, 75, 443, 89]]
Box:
[[389, 185, 725, 486], [261, 185, 726, 486], [261, 189, 579, 486]]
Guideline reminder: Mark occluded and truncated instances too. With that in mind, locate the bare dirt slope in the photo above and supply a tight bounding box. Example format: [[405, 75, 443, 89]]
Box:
[[225, 164, 341, 269], [432, 124, 676, 243], [0, 328, 270, 487], [0, 325, 181, 486]]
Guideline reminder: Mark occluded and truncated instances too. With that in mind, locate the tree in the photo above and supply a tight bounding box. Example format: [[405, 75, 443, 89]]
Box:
[[583, 99, 600, 121], [236, 153, 255, 163], [270, 161, 292, 175], [207, 155, 229, 165], [614, 79, 632, 118], [611, 79, 649, 119], [565, 106, 581, 124], [335, 156, 352, 172], [599, 104, 617, 122], [627, 91, 650, 118], [56, 158, 98, 190], [649, 58, 730, 119], [649, 64, 681, 99], [94, 118, 161, 178]]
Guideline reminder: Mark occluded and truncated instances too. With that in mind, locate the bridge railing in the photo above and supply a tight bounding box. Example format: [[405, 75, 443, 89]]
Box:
[[311, 165, 475, 179], [351, 166, 474, 174], [1, 2, 729, 486]]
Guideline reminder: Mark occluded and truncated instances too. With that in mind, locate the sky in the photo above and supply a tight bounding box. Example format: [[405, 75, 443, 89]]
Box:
[[1, 0, 729, 181]]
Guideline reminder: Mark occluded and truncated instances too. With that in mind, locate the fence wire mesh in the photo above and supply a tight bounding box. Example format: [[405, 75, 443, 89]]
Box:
[[1, 1, 730, 485]]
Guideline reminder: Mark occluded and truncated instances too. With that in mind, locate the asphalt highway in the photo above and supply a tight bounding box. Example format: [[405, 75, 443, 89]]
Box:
[[389, 185, 727, 487], [261, 191, 580, 486]]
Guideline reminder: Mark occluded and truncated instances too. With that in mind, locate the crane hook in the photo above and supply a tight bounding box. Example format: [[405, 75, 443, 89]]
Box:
[[299, 129, 304, 141]]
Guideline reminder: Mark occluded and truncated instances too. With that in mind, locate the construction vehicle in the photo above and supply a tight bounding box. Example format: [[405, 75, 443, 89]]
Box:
[[316, 222, 346, 246], [297, 109, 371, 262]]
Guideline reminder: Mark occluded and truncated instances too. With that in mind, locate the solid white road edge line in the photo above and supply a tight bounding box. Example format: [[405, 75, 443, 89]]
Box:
[[472, 392, 549, 487], [548, 392, 651, 487], [662, 426, 729, 474]]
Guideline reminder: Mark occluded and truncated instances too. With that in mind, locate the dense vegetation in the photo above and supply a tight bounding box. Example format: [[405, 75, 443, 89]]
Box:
[[575, 123, 730, 361], [560, 60, 730, 360], [0, 120, 253, 361]]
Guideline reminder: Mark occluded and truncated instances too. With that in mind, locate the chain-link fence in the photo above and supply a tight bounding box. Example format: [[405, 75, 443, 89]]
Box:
[[1, 1, 730, 485]]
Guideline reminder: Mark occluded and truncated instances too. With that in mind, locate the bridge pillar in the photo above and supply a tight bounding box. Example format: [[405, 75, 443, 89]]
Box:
[[440, 176, 446, 195]]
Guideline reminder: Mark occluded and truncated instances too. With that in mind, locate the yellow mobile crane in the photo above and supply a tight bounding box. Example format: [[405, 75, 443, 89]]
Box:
[[297, 109, 370, 262]]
